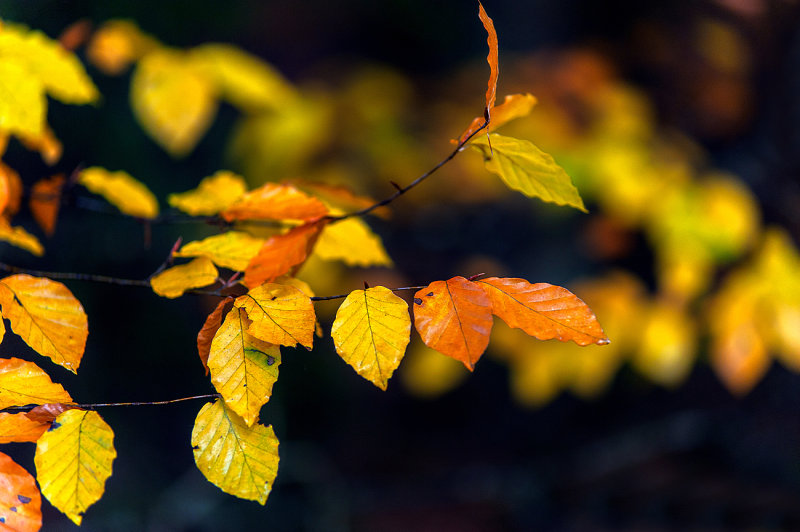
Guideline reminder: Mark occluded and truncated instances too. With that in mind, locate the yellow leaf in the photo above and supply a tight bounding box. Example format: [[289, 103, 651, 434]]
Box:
[[399, 340, 469, 398], [191, 399, 279, 504], [175, 231, 265, 271], [167, 170, 247, 216], [208, 307, 280, 426], [0, 412, 49, 443], [234, 283, 315, 349], [190, 43, 297, 112], [34, 409, 115, 525], [0, 275, 88, 372], [150, 257, 219, 299], [0, 358, 72, 409], [471, 133, 586, 212], [331, 287, 410, 390], [314, 217, 393, 267], [0, 220, 44, 256], [0, 451, 42, 532], [131, 48, 217, 157], [78, 166, 159, 219], [0, 61, 45, 137], [631, 302, 697, 388]]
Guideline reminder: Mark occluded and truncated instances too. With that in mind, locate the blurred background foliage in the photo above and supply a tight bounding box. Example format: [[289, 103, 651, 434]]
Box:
[[3, 0, 800, 530]]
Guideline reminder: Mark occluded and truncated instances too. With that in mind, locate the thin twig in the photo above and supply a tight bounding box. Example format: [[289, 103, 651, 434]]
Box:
[[310, 285, 427, 301], [0, 393, 222, 414]]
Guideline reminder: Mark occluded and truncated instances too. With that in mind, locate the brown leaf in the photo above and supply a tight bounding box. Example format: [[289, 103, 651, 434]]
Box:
[[197, 297, 235, 376], [243, 220, 326, 288], [29, 174, 65, 236], [25, 402, 78, 424]]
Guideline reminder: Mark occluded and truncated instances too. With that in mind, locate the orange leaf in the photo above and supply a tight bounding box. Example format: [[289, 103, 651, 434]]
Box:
[[29, 174, 65, 237], [0, 451, 42, 532], [0, 169, 8, 216], [243, 220, 326, 288], [0, 162, 21, 219], [477, 277, 608, 346], [479, 2, 498, 115], [221, 182, 328, 222], [456, 93, 537, 144], [413, 276, 493, 370], [0, 413, 49, 443], [197, 297, 234, 376]]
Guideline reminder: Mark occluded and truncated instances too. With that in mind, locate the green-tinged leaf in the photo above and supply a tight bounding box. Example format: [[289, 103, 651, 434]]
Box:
[[175, 231, 265, 272], [150, 257, 219, 299], [0, 358, 72, 409], [167, 170, 248, 216], [234, 283, 315, 349], [209, 307, 281, 426], [34, 409, 116, 525], [471, 133, 586, 212], [314, 217, 392, 267], [192, 399, 279, 504], [0, 451, 42, 532], [78, 166, 159, 219], [331, 287, 410, 390]]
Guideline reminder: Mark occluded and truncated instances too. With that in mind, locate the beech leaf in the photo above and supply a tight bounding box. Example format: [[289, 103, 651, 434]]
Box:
[[191, 399, 279, 504], [78, 167, 159, 219], [221, 182, 328, 223], [243, 220, 326, 288], [0, 275, 88, 372], [0, 221, 44, 256], [149, 257, 219, 299], [331, 287, 411, 390], [0, 358, 72, 409], [456, 93, 537, 144], [0, 61, 45, 137], [477, 277, 609, 346], [29, 174, 65, 237], [471, 133, 586, 212], [413, 277, 493, 370], [0, 413, 49, 443], [234, 283, 316, 349], [34, 409, 116, 525], [479, 2, 498, 114], [167, 170, 247, 216], [314, 217, 393, 267], [0, 451, 42, 532], [175, 231, 265, 272], [197, 297, 234, 376]]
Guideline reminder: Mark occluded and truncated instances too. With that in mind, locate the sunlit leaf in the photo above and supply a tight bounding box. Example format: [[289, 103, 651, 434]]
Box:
[[0, 451, 41, 532], [0, 413, 49, 443], [208, 307, 280, 426], [0, 61, 45, 137], [413, 277, 493, 370], [243, 220, 326, 288], [167, 170, 247, 216], [197, 297, 234, 376], [175, 231, 265, 272], [131, 48, 217, 157], [29, 174, 64, 237], [331, 287, 410, 390], [478, 2, 498, 114], [149, 257, 218, 299], [313, 217, 392, 267], [457, 93, 538, 144], [471, 134, 586, 212], [191, 399, 279, 504], [78, 166, 159, 219], [234, 283, 315, 349], [476, 277, 608, 346], [0, 275, 88, 372], [221, 182, 328, 223], [0, 221, 44, 256], [34, 409, 115, 526], [0, 358, 72, 409]]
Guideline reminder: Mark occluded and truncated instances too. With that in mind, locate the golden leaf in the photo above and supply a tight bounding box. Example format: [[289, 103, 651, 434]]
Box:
[[331, 287, 410, 390], [0, 412, 49, 443], [631, 302, 697, 388], [221, 182, 328, 223], [175, 231, 265, 272], [149, 257, 218, 299], [0, 358, 71, 410], [34, 409, 115, 525], [0, 275, 88, 372], [0, 451, 41, 532], [208, 307, 280, 426], [167, 170, 247, 216], [78, 166, 159, 219], [0, 221, 44, 256], [0, 61, 45, 137], [191, 399, 279, 504], [234, 283, 315, 349], [314, 217, 392, 267]]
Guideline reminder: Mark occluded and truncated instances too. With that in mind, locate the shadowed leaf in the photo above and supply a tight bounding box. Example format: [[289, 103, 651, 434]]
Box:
[[197, 297, 234, 375], [78, 167, 159, 219], [29, 174, 64, 236]]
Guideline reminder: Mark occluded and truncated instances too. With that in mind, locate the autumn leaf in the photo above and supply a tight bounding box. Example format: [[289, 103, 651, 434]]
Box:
[[331, 287, 411, 390], [25, 402, 78, 424], [197, 297, 234, 375], [0, 275, 89, 372], [221, 182, 328, 223], [167, 170, 247, 216], [0, 413, 49, 443], [631, 301, 697, 388], [413, 277, 493, 370], [86, 20, 157, 75], [78, 167, 159, 219], [0, 358, 72, 409], [456, 93, 538, 144], [34, 409, 115, 526], [471, 133, 586, 212], [0, 221, 44, 256], [131, 48, 218, 157], [476, 277, 608, 346], [479, 2, 498, 115], [0, 61, 46, 137], [191, 399, 279, 504], [293, 180, 390, 219], [0, 451, 42, 532], [313, 217, 392, 267], [208, 307, 281, 425], [399, 340, 469, 398], [175, 231, 265, 272], [0, 162, 22, 218], [19, 125, 62, 165], [149, 257, 218, 299], [234, 283, 316, 349], [29, 174, 65, 236], [243, 220, 326, 288]]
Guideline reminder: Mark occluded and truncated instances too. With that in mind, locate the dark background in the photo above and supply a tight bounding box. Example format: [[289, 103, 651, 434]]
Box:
[[2, 1, 800, 530]]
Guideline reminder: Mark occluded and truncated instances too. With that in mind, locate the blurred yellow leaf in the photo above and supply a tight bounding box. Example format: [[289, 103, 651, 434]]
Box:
[[471, 133, 586, 212], [167, 170, 247, 216], [331, 287, 410, 390], [78, 167, 159, 219], [19, 125, 62, 165], [399, 340, 469, 398], [34, 409, 115, 525], [0, 275, 88, 373], [234, 283, 316, 349], [632, 301, 697, 388], [191, 399, 279, 504], [0, 221, 44, 256], [175, 231, 265, 271], [0, 61, 45, 137], [87, 20, 157, 75], [150, 257, 219, 298], [314, 217, 392, 267], [0, 357, 72, 409], [208, 307, 280, 426], [131, 48, 217, 157], [0, 451, 41, 532]]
